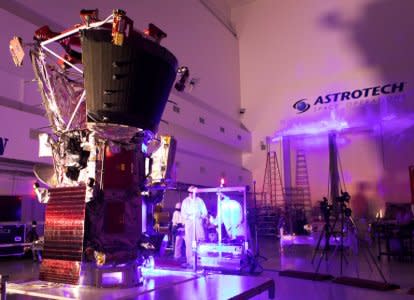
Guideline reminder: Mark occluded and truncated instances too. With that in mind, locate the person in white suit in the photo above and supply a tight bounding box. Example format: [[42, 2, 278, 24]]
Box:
[[172, 202, 185, 259], [181, 186, 207, 266], [210, 194, 245, 240]]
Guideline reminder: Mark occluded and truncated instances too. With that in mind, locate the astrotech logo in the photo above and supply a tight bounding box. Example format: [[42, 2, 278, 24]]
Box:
[[293, 99, 311, 113], [292, 82, 405, 114]]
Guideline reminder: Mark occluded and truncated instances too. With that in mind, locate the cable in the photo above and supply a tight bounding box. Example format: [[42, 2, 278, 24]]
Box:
[[327, 165, 331, 202], [337, 145, 347, 193]]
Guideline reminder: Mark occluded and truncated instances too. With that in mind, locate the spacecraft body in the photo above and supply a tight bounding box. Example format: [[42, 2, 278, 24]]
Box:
[[12, 10, 177, 286]]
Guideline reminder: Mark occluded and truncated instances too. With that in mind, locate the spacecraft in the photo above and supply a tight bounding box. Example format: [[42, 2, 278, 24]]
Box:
[[10, 9, 177, 287]]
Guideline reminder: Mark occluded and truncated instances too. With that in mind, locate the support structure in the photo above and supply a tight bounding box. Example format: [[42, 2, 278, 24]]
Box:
[[328, 132, 340, 211], [193, 186, 248, 272]]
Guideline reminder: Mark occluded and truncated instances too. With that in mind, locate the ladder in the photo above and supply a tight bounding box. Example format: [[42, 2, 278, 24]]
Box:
[[261, 150, 285, 208], [295, 149, 312, 220], [256, 148, 285, 236]]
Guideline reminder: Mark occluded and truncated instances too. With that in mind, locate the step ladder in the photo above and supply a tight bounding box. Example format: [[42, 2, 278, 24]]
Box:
[[295, 149, 312, 220], [261, 150, 285, 208], [257, 148, 285, 236]]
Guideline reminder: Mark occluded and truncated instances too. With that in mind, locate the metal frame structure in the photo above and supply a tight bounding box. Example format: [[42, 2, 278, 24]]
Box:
[[40, 14, 114, 74], [195, 186, 248, 247], [193, 186, 249, 272], [33, 15, 114, 133]]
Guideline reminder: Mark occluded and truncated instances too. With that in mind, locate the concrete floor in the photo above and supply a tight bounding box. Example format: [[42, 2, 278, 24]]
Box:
[[1, 237, 414, 299]]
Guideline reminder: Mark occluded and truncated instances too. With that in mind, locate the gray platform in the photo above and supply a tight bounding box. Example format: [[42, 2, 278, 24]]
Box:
[[5, 268, 275, 300]]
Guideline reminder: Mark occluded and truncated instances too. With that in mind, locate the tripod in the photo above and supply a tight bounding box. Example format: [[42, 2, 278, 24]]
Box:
[[312, 194, 351, 275], [312, 192, 390, 284], [333, 211, 393, 288], [346, 216, 389, 282]]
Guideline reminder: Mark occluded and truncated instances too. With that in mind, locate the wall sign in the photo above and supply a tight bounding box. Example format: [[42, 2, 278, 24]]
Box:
[[293, 82, 406, 114], [0, 137, 8, 155]]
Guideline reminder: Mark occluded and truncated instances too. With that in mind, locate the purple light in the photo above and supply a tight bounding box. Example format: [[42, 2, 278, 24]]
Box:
[[382, 114, 396, 121], [299, 135, 350, 147], [101, 272, 123, 285], [273, 118, 349, 140], [198, 243, 243, 255], [381, 114, 414, 134]]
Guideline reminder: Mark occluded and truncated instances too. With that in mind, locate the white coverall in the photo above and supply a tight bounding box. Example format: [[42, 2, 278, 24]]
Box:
[[172, 203, 185, 259], [213, 196, 245, 240], [181, 193, 207, 265]]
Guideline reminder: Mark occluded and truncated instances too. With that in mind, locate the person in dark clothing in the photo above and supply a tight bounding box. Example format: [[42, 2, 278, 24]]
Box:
[[26, 221, 39, 242], [26, 221, 41, 262]]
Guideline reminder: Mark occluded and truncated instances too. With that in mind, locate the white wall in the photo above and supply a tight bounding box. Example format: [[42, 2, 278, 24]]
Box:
[[0, 106, 49, 163], [233, 0, 414, 213]]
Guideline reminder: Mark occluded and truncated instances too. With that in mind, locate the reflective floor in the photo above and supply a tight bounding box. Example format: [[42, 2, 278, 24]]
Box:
[[260, 236, 414, 287], [255, 237, 414, 299], [1, 237, 414, 299]]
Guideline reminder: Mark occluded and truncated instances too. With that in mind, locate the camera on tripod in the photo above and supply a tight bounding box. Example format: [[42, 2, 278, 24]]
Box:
[[336, 191, 352, 217], [319, 197, 332, 221], [336, 191, 350, 203]]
